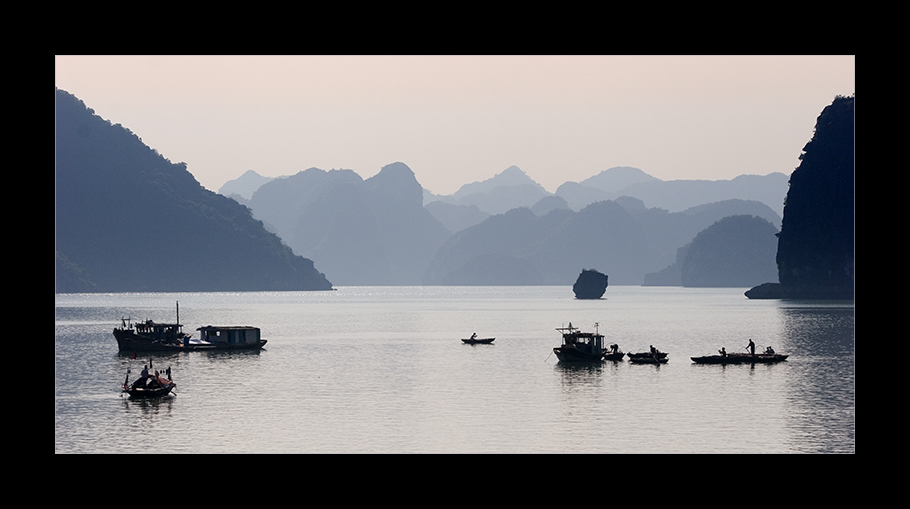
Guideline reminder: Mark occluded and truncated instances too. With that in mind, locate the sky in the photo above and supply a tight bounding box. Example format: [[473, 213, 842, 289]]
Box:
[[54, 55, 854, 196]]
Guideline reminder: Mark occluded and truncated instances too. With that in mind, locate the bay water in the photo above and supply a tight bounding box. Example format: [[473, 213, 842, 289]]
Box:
[[55, 286, 854, 453]]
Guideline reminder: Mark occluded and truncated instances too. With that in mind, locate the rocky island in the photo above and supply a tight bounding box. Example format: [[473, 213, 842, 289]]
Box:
[[573, 269, 609, 299], [746, 95, 854, 300]]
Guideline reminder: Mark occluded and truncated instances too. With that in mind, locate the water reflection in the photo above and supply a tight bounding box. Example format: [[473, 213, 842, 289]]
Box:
[[555, 361, 605, 386], [778, 302, 855, 453]]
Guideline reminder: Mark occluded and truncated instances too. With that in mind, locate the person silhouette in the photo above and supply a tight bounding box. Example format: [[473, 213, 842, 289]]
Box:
[[747, 339, 756, 355]]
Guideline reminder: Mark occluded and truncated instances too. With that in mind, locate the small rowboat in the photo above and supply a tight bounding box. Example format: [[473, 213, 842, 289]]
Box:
[[462, 337, 495, 345], [627, 350, 668, 363]]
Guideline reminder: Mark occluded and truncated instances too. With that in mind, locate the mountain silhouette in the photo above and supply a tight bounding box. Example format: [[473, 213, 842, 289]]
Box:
[[54, 88, 333, 293], [218, 169, 274, 200], [556, 167, 789, 217], [423, 197, 780, 286], [681, 215, 779, 287], [425, 165, 551, 216], [422, 165, 789, 233], [247, 162, 452, 285], [747, 95, 855, 299]]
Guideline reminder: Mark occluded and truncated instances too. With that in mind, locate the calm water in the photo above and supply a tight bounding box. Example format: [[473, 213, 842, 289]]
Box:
[[55, 286, 854, 453]]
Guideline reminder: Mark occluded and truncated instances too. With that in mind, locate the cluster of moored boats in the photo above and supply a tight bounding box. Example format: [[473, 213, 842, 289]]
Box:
[[549, 323, 787, 365], [115, 303, 268, 399]]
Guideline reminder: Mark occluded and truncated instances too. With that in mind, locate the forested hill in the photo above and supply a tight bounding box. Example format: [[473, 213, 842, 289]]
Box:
[[54, 88, 333, 293]]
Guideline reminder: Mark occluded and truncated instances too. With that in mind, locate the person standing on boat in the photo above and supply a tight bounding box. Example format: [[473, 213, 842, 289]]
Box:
[[747, 339, 756, 356]]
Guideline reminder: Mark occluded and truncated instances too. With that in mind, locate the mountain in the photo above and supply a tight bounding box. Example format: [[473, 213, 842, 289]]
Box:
[[54, 88, 333, 293], [556, 167, 790, 217], [747, 95, 855, 299], [578, 166, 660, 192], [218, 170, 274, 200], [425, 165, 789, 233], [646, 215, 779, 288], [423, 197, 780, 286], [426, 165, 552, 216], [246, 162, 452, 285]]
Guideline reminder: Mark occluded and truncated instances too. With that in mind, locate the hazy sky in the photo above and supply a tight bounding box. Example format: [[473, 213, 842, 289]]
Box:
[[55, 55, 854, 195]]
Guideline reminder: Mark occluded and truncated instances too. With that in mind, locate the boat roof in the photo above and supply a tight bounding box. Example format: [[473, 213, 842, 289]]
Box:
[[136, 321, 182, 327]]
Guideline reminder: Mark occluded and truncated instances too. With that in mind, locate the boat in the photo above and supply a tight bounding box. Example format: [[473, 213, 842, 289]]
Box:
[[121, 364, 176, 399], [604, 343, 625, 361], [553, 322, 608, 362], [628, 347, 669, 364], [113, 302, 266, 353], [691, 350, 788, 364], [462, 335, 495, 344]]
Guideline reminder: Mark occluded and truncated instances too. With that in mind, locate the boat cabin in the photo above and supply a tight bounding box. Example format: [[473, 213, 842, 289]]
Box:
[[133, 320, 183, 341], [196, 325, 261, 345], [557, 324, 605, 355]]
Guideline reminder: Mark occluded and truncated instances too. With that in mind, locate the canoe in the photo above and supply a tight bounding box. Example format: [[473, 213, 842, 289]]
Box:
[[462, 337, 495, 344]]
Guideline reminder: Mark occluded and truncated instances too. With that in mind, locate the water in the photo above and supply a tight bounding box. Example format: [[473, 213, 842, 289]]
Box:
[[55, 286, 854, 453]]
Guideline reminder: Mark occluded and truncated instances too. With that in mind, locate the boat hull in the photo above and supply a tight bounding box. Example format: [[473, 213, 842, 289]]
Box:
[[603, 351, 625, 361], [628, 355, 668, 364], [691, 353, 788, 364], [462, 338, 495, 344], [122, 382, 176, 399], [627, 352, 668, 361], [553, 347, 605, 362]]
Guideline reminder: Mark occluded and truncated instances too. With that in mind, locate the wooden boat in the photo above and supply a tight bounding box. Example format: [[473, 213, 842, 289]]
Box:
[[604, 344, 625, 361], [113, 302, 266, 353], [462, 337, 495, 344], [628, 347, 669, 364], [627, 351, 668, 361], [553, 323, 608, 362], [121, 365, 176, 399], [691, 352, 789, 364]]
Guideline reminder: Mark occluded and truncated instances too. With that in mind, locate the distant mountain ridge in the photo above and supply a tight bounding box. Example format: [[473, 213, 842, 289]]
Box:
[[218, 169, 274, 200], [221, 164, 789, 233], [423, 197, 781, 286], [247, 162, 452, 286], [54, 88, 333, 293]]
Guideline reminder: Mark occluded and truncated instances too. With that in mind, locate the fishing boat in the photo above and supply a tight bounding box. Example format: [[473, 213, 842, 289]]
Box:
[[120, 364, 176, 399], [628, 347, 669, 364], [604, 344, 625, 361], [462, 335, 495, 345], [691, 350, 788, 364], [113, 302, 266, 352], [553, 323, 608, 362]]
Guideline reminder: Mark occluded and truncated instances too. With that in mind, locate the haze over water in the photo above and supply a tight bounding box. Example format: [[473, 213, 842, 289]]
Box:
[[55, 286, 854, 453]]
